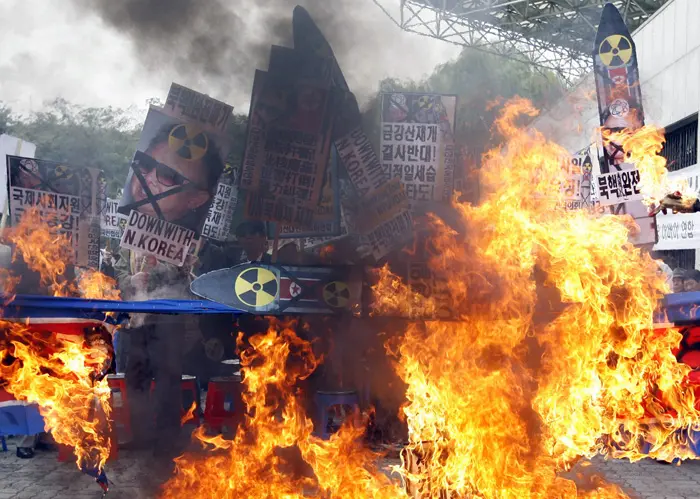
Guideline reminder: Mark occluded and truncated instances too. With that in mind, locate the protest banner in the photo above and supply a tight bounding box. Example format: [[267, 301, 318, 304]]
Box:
[[241, 52, 336, 227], [593, 4, 653, 244], [101, 197, 127, 240], [118, 105, 227, 263], [380, 92, 458, 204], [120, 210, 195, 266], [0, 135, 36, 224], [653, 165, 700, 250], [6, 156, 103, 268]]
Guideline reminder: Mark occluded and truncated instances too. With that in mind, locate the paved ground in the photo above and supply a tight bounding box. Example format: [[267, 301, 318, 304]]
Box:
[[2, 436, 700, 498]]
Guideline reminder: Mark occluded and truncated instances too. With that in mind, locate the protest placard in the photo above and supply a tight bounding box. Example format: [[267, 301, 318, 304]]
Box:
[[101, 197, 127, 240], [556, 147, 601, 211], [120, 210, 195, 266], [162, 82, 234, 137], [380, 92, 458, 205], [6, 156, 103, 268], [118, 105, 227, 263], [241, 47, 336, 228]]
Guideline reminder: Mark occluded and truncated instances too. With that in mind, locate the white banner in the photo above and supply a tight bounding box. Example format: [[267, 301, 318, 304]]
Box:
[[654, 213, 699, 250], [101, 197, 127, 240], [120, 210, 194, 266], [653, 164, 700, 250]]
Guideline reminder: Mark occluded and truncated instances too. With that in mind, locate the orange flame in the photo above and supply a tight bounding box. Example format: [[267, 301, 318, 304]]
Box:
[[373, 97, 699, 497], [0, 208, 118, 473], [180, 401, 197, 426], [162, 320, 403, 498]]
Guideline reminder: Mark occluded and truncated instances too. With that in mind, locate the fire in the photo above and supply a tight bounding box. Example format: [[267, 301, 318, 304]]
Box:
[[162, 320, 404, 498], [0, 207, 118, 474], [373, 97, 700, 497], [603, 125, 692, 203]]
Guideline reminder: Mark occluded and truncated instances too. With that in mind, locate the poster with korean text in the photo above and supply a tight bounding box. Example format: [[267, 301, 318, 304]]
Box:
[[240, 46, 336, 228], [7, 155, 104, 268], [380, 92, 457, 205]]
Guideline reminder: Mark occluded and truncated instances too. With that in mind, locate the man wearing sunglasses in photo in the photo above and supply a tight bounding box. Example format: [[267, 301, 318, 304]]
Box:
[[121, 123, 224, 233]]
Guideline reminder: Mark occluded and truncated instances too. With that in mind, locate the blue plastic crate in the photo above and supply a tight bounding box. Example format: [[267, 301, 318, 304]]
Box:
[[0, 403, 45, 436]]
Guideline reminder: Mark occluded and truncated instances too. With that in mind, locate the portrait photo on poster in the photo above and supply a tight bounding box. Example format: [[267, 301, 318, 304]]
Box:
[[118, 107, 225, 235]]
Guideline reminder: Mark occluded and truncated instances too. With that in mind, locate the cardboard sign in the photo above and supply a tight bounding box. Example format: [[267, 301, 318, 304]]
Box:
[[380, 92, 458, 204], [595, 168, 643, 206], [119, 210, 195, 266], [101, 197, 127, 240], [6, 156, 103, 268], [202, 181, 238, 241]]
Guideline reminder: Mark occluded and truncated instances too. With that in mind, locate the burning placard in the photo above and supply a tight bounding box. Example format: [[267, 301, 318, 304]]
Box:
[[118, 106, 227, 265], [6, 156, 104, 268], [380, 92, 458, 205]]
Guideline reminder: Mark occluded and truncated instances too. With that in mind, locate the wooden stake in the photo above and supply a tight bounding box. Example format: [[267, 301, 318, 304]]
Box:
[[271, 224, 281, 263]]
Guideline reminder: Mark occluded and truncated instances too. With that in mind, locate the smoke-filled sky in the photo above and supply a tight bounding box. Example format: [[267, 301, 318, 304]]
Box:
[[0, 0, 460, 114]]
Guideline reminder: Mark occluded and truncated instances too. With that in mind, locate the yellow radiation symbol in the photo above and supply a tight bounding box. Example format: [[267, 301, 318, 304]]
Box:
[[168, 124, 209, 161], [323, 281, 350, 308], [598, 35, 633, 68], [418, 95, 434, 110], [234, 267, 278, 309], [54, 165, 73, 179]]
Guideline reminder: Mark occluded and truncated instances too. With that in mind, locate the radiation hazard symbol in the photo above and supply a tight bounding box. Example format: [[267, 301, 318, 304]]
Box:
[[168, 124, 209, 161], [54, 165, 74, 180], [234, 267, 279, 309], [323, 281, 351, 308], [417, 95, 434, 110], [598, 35, 633, 68]]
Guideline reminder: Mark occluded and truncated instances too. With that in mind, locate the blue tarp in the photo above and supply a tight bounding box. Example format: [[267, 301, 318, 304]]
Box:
[[658, 291, 700, 325], [0, 294, 242, 321]]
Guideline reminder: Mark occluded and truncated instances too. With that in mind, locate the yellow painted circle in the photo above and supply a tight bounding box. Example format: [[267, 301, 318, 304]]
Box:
[[323, 281, 350, 308], [598, 35, 633, 68], [234, 267, 278, 308], [168, 124, 209, 161]]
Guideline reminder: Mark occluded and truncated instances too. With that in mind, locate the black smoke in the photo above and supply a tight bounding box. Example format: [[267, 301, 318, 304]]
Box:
[[70, 0, 375, 105]]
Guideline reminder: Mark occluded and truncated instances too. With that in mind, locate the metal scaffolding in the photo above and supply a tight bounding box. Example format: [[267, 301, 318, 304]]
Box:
[[373, 0, 670, 85]]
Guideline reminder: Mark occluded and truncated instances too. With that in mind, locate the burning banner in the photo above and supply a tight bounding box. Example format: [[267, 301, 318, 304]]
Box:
[[7, 156, 105, 269]]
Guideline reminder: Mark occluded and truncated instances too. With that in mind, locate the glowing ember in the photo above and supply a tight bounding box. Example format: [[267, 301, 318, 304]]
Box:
[[162, 320, 403, 498], [0, 207, 118, 474], [372, 98, 699, 497]]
